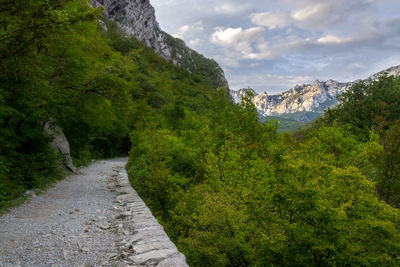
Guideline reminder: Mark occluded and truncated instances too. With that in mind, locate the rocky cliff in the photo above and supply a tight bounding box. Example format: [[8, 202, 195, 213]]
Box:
[[90, 0, 228, 89], [230, 87, 257, 103], [231, 65, 400, 121]]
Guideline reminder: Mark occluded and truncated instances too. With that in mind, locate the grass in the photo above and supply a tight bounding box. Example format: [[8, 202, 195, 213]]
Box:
[[0, 196, 28, 216], [0, 172, 66, 216]]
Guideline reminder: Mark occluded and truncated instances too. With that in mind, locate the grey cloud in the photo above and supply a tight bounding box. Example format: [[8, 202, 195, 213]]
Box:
[[290, 0, 376, 30]]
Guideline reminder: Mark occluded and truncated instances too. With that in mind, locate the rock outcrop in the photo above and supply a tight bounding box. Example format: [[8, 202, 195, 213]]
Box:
[[90, 0, 171, 61], [43, 120, 77, 173], [91, 0, 228, 89], [231, 80, 351, 117], [231, 65, 400, 121], [230, 87, 257, 103]]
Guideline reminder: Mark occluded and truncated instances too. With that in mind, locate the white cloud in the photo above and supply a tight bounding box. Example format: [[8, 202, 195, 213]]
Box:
[[211, 27, 265, 46], [211, 26, 266, 59], [173, 21, 204, 39], [317, 35, 352, 44], [241, 27, 266, 42], [250, 12, 291, 29], [211, 27, 243, 45], [291, 3, 328, 23], [189, 38, 201, 46], [214, 3, 251, 15]]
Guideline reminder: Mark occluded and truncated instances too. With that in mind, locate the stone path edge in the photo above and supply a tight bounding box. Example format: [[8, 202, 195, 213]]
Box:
[[110, 165, 189, 267]]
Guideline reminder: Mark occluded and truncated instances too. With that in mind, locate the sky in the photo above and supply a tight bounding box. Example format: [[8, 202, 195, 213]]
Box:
[[151, 0, 400, 94]]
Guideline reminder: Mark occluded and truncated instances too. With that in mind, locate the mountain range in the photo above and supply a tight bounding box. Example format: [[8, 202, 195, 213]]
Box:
[[231, 65, 400, 123]]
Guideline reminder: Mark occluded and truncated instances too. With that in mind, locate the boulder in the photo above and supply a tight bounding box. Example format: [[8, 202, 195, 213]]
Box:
[[43, 120, 77, 173]]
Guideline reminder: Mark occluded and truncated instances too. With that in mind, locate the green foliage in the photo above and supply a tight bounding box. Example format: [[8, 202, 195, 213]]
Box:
[[323, 76, 400, 207], [0, 0, 219, 208], [0, 0, 100, 60], [1, 1, 399, 266], [128, 87, 400, 266], [0, 0, 100, 210], [161, 32, 227, 89], [275, 111, 322, 123], [260, 116, 305, 133], [325, 76, 400, 138]]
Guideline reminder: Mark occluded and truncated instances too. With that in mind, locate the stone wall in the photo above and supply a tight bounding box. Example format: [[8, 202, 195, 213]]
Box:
[[110, 166, 189, 266]]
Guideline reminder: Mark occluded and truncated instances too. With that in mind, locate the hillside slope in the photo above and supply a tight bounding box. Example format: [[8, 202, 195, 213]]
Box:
[[90, 0, 228, 89]]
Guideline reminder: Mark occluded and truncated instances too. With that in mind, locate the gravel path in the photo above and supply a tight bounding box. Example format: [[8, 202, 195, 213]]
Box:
[[0, 158, 187, 267]]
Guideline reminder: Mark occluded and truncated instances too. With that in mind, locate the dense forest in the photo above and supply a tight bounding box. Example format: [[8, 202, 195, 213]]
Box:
[[1, 1, 399, 266], [128, 77, 400, 266]]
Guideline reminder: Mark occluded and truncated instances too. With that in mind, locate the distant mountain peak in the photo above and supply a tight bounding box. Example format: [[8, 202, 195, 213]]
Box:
[[230, 65, 400, 122], [229, 87, 257, 103]]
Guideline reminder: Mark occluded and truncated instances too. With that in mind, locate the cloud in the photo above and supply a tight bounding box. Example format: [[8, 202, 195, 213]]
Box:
[[243, 39, 311, 60], [211, 27, 243, 45], [211, 26, 265, 46], [189, 38, 201, 46], [291, 3, 328, 23], [214, 3, 251, 15], [173, 21, 204, 39], [250, 12, 291, 29], [151, 0, 400, 93], [317, 35, 352, 44], [290, 0, 375, 30], [265, 73, 314, 84], [214, 55, 241, 68], [211, 26, 267, 61], [244, 48, 273, 60]]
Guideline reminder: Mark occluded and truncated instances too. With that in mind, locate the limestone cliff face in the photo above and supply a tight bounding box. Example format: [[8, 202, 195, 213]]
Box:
[[231, 65, 400, 119], [230, 88, 257, 103], [91, 0, 171, 60], [231, 81, 352, 117], [261, 80, 352, 115], [91, 0, 228, 89]]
